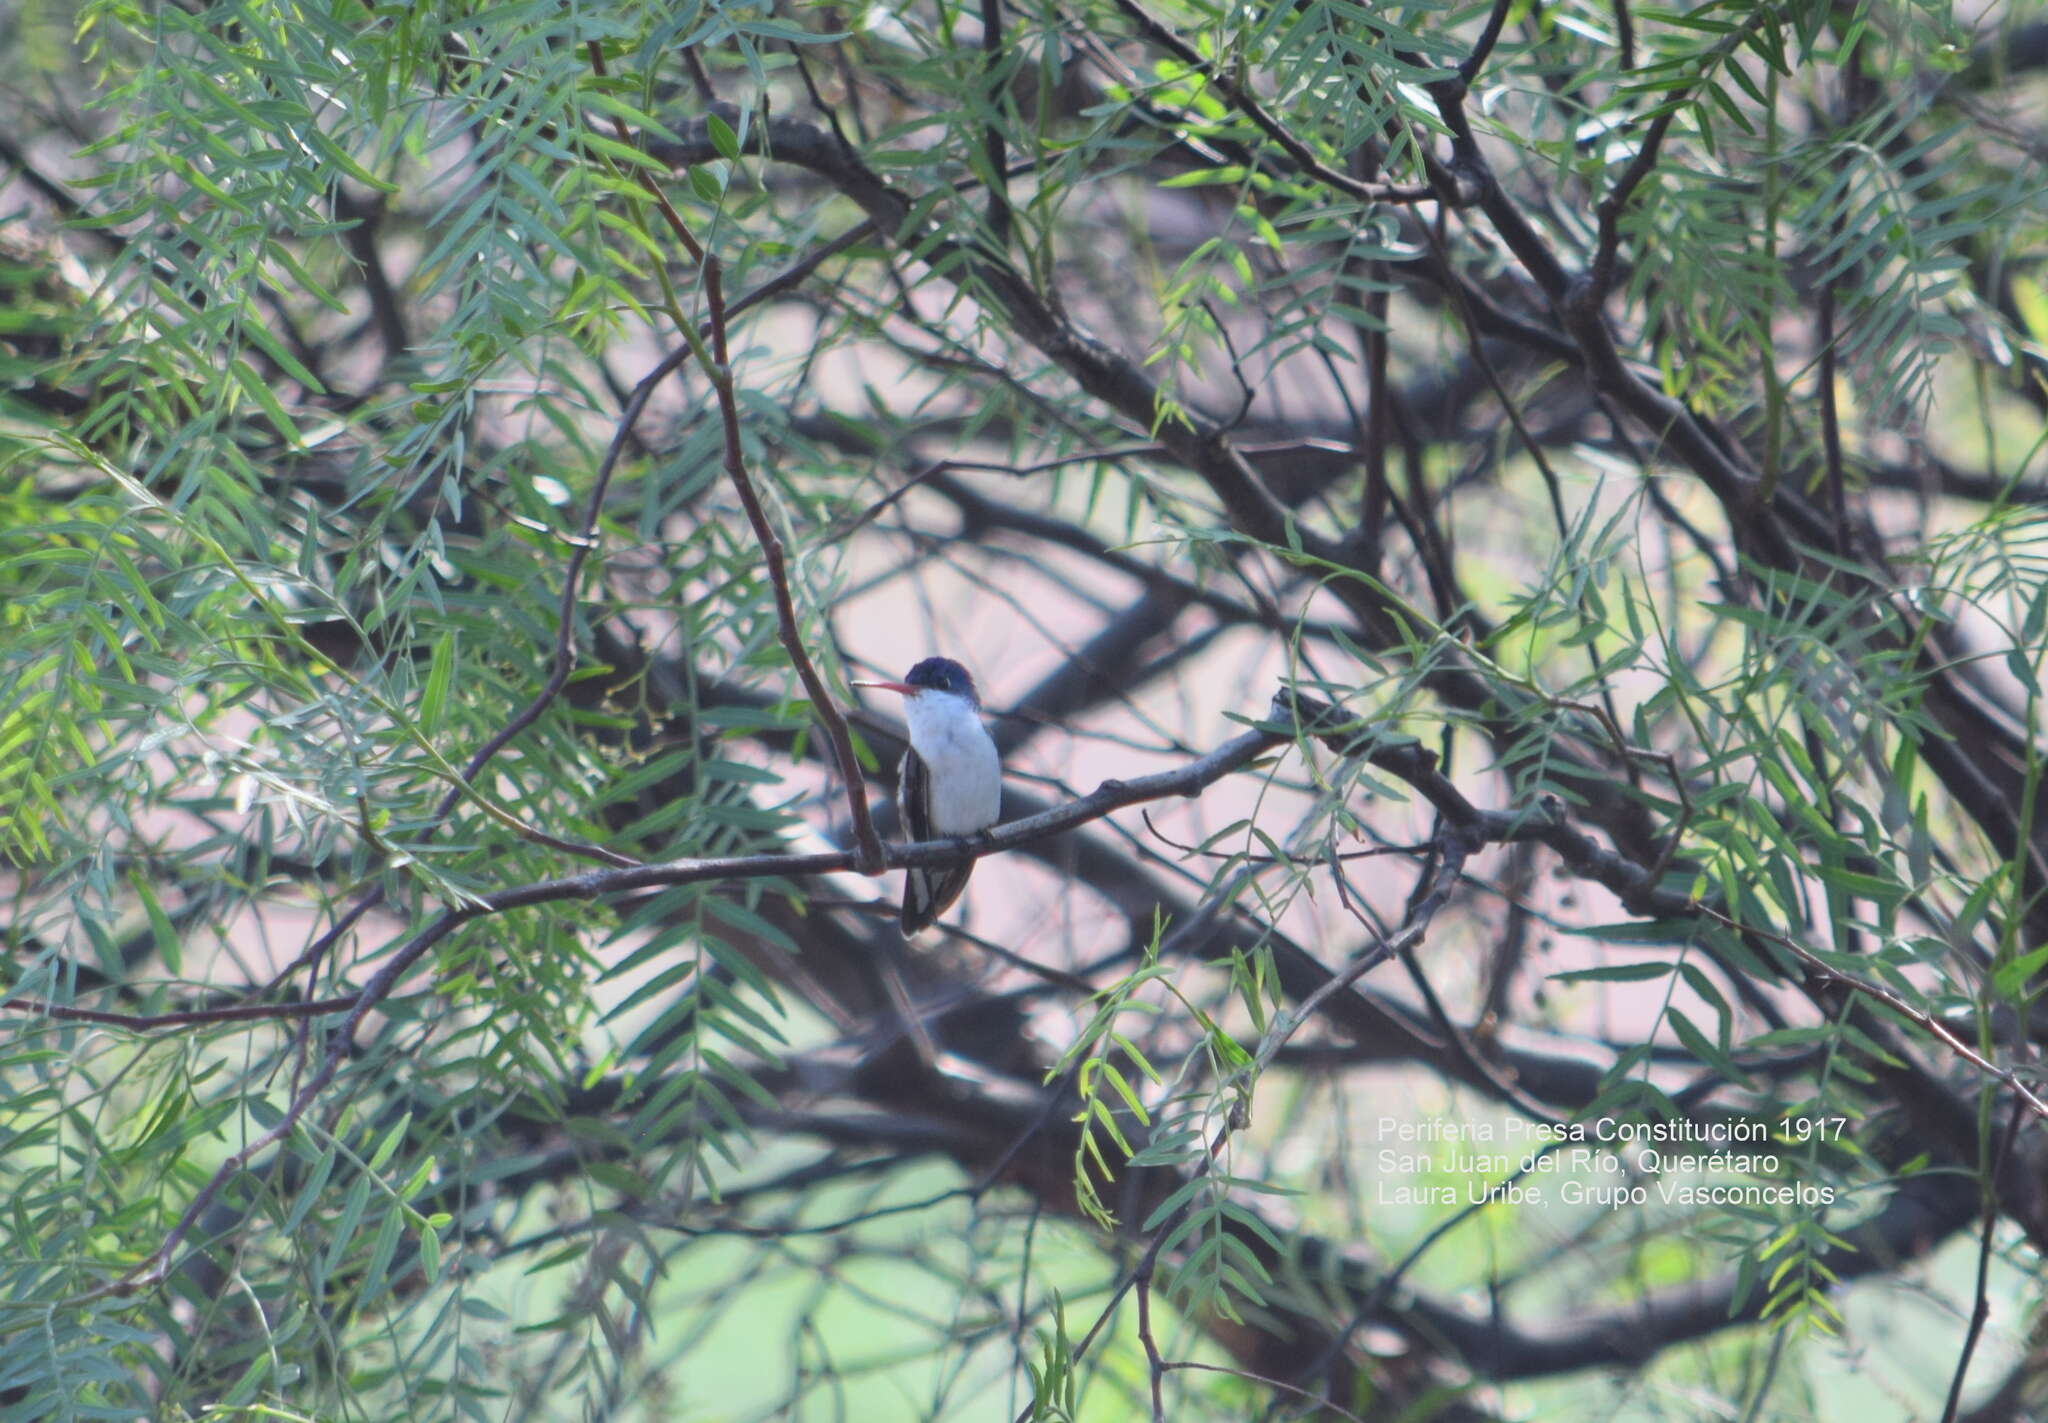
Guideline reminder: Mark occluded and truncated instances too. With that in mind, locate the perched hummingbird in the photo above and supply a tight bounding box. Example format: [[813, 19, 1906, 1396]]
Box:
[[854, 657, 1002, 934]]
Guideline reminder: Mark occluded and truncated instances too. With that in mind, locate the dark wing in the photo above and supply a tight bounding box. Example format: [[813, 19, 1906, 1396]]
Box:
[[899, 747, 933, 841], [899, 747, 973, 935]]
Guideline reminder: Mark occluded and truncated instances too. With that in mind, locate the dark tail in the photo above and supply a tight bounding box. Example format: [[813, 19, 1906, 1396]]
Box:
[[902, 863, 973, 935]]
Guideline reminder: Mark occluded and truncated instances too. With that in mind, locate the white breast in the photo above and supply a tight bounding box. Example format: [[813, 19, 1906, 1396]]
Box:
[[904, 692, 1001, 834]]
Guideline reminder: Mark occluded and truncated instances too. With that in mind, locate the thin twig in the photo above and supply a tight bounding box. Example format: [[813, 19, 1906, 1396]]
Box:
[[1941, 1097, 2025, 1423], [727, 218, 878, 324], [1411, 213, 1575, 540], [704, 256, 887, 874], [1583, 21, 1765, 304], [1359, 270, 1391, 569], [1586, 107, 1679, 301], [582, 42, 886, 873], [1141, 808, 1431, 866], [3, 993, 360, 1030], [1458, 0, 1517, 85], [1106, 0, 1438, 206], [1162, 1361, 1369, 1423], [1612, 0, 1637, 69], [1695, 905, 2048, 1122], [1137, 1265, 1167, 1423], [979, 0, 1014, 246], [430, 333, 685, 853], [826, 444, 1165, 543], [1818, 213, 1849, 554], [585, 42, 705, 265], [1250, 837, 1470, 1076]]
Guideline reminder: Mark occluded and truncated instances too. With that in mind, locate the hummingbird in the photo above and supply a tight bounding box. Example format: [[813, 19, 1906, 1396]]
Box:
[[854, 657, 1002, 935]]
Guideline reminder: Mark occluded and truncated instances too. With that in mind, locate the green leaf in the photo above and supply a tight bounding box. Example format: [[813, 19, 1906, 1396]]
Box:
[[1666, 1007, 1754, 1087], [708, 112, 741, 161], [1549, 961, 1678, 983], [130, 869, 183, 975], [419, 631, 455, 734], [1994, 944, 2048, 1002], [688, 165, 727, 202], [229, 358, 301, 444], [366, 1112, 413, 1172]]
